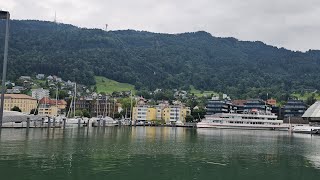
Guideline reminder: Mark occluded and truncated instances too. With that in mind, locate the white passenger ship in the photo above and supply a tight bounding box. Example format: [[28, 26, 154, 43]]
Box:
[[197, 109, 289, 130]]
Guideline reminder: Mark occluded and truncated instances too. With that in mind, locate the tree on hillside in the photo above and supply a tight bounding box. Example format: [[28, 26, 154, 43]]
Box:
[[306, 94, 317, 106]]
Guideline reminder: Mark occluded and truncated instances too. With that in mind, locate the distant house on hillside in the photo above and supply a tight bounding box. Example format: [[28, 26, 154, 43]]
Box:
[[36, 74, 45, 79], [5, 81, 15, 87], [6, 89, 21, 94], [47, 75, 53, 81], [19, 76, 31, 81], [174, 90, 188, 99], [66, 80, 74, 87], [12, 86, 25, 91], [31, 88, 50, 100], [154, 89, 162, 94], [52, 76, 62, 82], [55, 78, 62, 82]]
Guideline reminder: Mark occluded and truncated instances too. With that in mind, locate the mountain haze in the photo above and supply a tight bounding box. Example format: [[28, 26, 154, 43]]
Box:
[[1, 20, 320, 99]]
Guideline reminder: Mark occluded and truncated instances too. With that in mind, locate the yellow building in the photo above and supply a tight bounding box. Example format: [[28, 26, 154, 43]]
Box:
[[38, 105, 58, 117], [132, 105, 191, 124], [132, 105, 157, 121], [38, 97, 67, 117], [162, 105, 191, 124], [2, 94, 37, 113]]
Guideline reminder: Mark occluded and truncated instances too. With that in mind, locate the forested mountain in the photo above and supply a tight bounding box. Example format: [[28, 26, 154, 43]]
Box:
[[1, 20, 320, 100]]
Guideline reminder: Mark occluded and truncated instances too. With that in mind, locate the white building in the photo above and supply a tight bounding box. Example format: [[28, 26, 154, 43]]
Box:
[[36, 74, 45, 79], [31, 88, 50, 100], [19, 76, 31, 80], [47, 75, 54, 81]]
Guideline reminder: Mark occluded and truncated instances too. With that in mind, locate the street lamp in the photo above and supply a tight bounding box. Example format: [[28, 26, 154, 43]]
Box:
[[0, 11, 10, 128]]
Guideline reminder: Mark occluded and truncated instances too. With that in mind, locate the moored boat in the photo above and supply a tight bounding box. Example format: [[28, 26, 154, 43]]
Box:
[[91, 116, 118, 126], [292, 125, 320, 134], [197, 109, 289, 130]]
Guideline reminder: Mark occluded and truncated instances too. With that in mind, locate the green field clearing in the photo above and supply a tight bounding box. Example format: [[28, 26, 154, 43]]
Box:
[[94, 76, 135, 94], [190, 85, 217, 97]]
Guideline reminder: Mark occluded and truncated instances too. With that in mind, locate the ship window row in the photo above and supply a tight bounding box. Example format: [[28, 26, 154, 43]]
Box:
[[241, 117, 276, 120], [219, 121, 281, 125]]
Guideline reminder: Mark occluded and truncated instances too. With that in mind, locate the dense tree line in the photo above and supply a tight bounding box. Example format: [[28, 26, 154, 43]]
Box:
[[1, 20, 320, 100]]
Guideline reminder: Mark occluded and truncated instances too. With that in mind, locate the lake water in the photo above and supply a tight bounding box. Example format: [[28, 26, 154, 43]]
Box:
[[0, 127, 320, 180]]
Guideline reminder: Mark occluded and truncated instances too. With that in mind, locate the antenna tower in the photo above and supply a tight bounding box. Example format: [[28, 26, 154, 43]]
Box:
[[54, 11, 57, 23]]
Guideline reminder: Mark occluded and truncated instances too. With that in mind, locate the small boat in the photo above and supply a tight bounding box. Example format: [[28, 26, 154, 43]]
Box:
[[91, 116, 118, 127], [292, 125, 320, 134], [66, 117, 86, 124]]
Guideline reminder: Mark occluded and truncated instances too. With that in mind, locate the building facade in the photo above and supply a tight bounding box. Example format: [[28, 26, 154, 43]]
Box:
[[75, 97, 118, 118], [31, 88, 50, 100], [132, 105, 157, 121], [132, 105, 191, 124], [244, 99, 271, 112], [162, 105, 191, 123], [283, 100, 307, 118], [206, 99, 233, 115], [36, 74, 45, 79], [38, 97, 67, 116], [2, 94, 37, 113]]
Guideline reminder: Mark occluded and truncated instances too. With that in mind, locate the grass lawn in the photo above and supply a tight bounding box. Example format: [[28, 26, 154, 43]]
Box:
[[94, 76, 135, 94], [190, 85, 217, 97]]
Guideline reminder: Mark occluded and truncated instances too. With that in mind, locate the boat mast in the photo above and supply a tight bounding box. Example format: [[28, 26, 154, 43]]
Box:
[[130, 90, 133, 120], [96, 97, 99, 117], [56, 86, 58, 116], [113, 98, 116, 118], [73, 83, 76, 118], [67, 95, 73, 118], [102, 98, 105, 117]]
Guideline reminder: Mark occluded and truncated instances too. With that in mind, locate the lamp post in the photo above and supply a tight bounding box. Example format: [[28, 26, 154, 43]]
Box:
[[0, 11, 10, 128]]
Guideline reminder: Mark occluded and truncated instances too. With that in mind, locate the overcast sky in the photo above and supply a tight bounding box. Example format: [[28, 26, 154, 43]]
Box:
[[1, 0, 320, 51]]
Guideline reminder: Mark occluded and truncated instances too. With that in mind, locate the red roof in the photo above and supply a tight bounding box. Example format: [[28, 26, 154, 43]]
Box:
[[232, 100, 247, 106], [39, 97, 67, 105]]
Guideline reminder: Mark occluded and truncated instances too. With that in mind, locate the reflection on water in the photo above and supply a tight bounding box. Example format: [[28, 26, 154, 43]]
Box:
[[0, 127, 320, 180]]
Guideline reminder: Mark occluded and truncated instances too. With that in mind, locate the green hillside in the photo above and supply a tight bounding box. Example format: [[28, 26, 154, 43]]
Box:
[[3, 20, 320, 101], [95, 76, 135, 94]]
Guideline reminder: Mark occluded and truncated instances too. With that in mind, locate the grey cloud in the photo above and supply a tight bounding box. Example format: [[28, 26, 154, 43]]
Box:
[[1, 0, 320, 51]]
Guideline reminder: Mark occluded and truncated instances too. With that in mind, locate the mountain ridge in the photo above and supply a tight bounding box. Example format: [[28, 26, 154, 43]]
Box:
[[1, 20, 320, 100]]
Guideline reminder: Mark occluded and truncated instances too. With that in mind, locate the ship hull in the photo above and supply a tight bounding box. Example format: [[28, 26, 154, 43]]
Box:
[[197, 122, 289, 130]]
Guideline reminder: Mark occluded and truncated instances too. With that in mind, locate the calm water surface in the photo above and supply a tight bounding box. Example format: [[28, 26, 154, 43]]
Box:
[[0, 127, 320, 180]]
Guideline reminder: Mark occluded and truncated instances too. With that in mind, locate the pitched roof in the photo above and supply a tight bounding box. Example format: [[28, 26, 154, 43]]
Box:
[[302, 101, 320, 118], [232, 100, 247, 106], [39, 97, 67, 105], [4, 94, 36, 100]]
